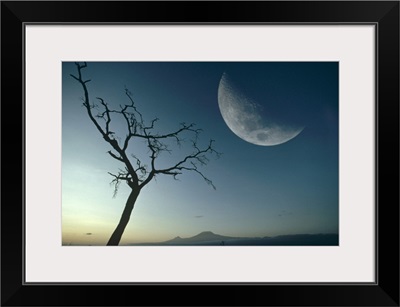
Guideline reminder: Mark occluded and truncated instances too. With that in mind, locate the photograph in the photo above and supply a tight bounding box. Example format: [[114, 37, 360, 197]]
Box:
[[2, 0, 399, 305], [62, 61, 339, 246]]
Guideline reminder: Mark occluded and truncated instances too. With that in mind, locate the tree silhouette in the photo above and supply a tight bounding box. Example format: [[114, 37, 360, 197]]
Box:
[[70, 62, 220, 246]]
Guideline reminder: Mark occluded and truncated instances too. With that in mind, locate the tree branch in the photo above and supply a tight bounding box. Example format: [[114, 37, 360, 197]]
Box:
[[143, 139, 220, 189], [71, 62, 220, 196], [108, 150, 124, 162]]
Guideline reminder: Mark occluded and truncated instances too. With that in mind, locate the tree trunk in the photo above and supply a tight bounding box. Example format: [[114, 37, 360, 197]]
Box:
[[107, 189, 140, 246]]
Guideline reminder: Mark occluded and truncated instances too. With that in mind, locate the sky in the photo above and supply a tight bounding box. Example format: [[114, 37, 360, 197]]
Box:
[[62, 62, 338, 245]]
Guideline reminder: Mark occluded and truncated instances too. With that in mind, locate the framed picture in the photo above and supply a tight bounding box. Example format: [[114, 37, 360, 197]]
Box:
[[2, 1, 399, 306]]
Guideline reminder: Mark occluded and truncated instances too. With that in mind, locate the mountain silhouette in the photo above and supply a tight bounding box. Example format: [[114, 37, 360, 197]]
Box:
[[129, 231, 338, 246], [163, 231, 245, 244]]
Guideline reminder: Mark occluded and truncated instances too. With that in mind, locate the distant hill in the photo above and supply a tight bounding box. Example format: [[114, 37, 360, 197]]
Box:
[[164, 231, 244, 244], [129, 231, 339, 246]]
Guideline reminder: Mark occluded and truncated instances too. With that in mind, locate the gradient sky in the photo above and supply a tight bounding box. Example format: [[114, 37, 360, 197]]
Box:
[[62, 62, 338, 245]]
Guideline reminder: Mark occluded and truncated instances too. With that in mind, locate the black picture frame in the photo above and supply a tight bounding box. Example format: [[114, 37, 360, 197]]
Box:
[[1, 1, 399, 306]]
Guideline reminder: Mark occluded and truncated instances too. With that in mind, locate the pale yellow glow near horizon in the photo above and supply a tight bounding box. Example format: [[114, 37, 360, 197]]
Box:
[[61, 190, 211, 246]]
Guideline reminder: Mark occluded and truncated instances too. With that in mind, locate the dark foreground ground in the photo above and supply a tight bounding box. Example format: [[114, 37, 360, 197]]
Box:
[[129, 231, 339, 246]]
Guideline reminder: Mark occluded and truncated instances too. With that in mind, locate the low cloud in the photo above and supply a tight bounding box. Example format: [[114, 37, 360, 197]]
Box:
[[278, 210, 293, 217]]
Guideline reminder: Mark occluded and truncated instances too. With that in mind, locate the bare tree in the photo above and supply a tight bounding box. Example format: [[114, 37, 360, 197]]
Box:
[[70, 62, 220, 246]]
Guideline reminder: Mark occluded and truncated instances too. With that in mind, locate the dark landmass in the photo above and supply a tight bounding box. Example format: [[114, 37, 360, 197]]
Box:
[[129, 231, 339, 246]]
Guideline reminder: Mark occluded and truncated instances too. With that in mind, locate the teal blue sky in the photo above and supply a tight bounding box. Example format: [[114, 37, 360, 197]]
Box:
[[62, 62, 338, 245]]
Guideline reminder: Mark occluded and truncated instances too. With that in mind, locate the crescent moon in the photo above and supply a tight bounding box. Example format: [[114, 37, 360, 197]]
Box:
[[217, 73, 304, 146]]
